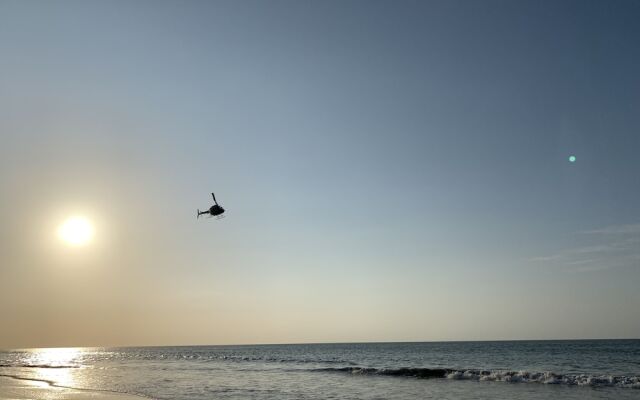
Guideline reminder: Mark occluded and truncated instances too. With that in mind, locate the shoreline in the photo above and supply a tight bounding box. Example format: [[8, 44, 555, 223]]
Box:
[[0, 375, 149, 400]]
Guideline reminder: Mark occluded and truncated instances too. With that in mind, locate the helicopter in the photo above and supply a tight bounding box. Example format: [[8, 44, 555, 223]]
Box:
[[197, 193, 226, 219]]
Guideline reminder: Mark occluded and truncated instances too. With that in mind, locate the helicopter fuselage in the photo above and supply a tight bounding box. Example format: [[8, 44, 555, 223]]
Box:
[[209, 205, 225, 216]]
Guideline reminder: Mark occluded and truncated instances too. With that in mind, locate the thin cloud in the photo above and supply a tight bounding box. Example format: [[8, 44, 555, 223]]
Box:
[[530, 222, 640, 271], [529, 254, 564, 262], [564, 259, 596, 266], [580, 223, 640, 235]]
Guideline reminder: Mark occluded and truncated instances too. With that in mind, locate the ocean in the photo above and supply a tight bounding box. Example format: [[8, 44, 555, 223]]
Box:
[[1, 340, 639, 399]]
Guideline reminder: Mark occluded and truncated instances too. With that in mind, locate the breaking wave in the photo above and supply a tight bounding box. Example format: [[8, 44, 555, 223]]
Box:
[[316, 367, 640, 389]]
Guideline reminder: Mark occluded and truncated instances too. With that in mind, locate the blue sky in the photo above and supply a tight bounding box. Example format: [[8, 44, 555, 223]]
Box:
[[0, 0, 639, 347]]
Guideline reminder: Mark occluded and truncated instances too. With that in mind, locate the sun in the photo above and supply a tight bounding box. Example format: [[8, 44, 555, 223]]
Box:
[[58, 216, 94, 246]]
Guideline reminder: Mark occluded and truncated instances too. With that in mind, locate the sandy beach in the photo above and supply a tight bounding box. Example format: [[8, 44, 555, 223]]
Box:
[[0, 376, 146, 400]]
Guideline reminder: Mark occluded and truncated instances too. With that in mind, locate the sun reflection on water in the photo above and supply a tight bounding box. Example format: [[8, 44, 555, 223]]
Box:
[[26, 347, 83, 388]]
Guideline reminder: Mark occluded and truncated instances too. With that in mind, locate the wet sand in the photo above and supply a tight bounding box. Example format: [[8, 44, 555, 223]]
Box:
[[0, 376, 147, 400]]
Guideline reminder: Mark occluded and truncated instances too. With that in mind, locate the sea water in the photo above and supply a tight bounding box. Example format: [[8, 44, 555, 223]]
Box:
[[1, 340, 639, 399]]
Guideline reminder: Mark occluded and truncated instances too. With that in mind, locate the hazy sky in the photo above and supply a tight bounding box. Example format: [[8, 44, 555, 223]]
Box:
[[1, 0, 639, 348]]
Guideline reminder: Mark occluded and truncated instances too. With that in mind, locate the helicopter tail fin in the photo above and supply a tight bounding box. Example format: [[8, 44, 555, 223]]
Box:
[[197, 209, 200, 219]]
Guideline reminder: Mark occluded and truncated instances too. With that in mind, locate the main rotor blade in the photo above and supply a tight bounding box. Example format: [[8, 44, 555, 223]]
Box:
[[211, 192, 217, 205]]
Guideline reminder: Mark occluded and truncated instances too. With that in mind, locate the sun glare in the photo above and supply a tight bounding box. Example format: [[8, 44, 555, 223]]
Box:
[[58, 216, 94, 246], [29, 348, 82, 387]]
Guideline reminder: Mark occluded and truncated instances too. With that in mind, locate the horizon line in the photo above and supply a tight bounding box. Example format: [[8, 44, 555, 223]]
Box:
[[5, 337, 639, 351]]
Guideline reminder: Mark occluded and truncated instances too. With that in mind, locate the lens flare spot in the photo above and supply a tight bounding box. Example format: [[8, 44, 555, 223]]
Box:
[[569, 155, 576, 163]]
